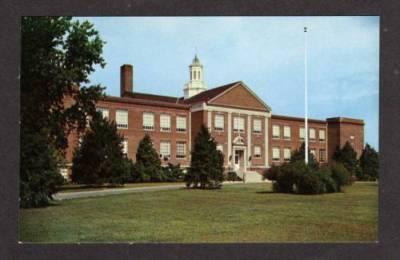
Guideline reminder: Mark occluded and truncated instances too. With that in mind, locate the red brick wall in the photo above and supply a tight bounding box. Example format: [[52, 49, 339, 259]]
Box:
[[327, 118, 364, 159], [65, 99, 191, 167], [210, 85, 267, 111], [270, 116, 328, 166]]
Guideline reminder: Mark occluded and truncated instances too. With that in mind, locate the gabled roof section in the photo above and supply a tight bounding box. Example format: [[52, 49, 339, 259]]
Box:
[[182, 81, 239, 104], [185, 81, 270, 112]]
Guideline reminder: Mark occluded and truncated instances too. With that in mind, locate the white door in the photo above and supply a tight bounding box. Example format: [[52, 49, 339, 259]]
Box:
[[234, 150, 241, 171]]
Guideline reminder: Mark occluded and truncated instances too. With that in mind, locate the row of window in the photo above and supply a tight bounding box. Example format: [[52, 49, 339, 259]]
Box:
[[272, 147, 326, 162], [216, 144, 263, 158], [97, 108, 187, 132], [121, 140, 187, 159], [272, 125, 326, 141], [214, 114, 263, 133]]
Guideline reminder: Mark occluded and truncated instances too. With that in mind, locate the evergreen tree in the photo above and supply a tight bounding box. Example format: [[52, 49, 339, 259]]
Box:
[[332, 141, 361, 177], [359, 143, 379, 181], [71, 114, 131, 185], [133, 134, 163, 182], [20, 17, 106, 207], [186, 125, 224, 189], [290, 142, 319, 170]]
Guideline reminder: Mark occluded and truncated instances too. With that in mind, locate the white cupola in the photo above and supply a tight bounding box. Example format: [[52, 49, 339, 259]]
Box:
[[183, 54, 207, 99]]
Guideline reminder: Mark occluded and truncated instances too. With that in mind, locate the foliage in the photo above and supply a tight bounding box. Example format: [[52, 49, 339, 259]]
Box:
[[20, 17, 106, 207], [290, 142, 319, 170], [71, 114, 131, 185], [332, 141, 361, 177], [330, 162, 352, 191], [132, 134, 163, 182], [20, 129, 65, 208], [226, 171, 243, 182], [162, 163, 185, 182], [359, 144, 379, 181], [186, 125, 224, 189]]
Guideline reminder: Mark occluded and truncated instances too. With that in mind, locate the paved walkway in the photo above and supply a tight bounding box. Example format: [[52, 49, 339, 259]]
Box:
[[53, 181, 251, 201], [53, 184, 186, 201]]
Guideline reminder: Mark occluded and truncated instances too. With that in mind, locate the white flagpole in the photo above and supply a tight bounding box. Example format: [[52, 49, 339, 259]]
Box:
[[304, 26, 309, 164]]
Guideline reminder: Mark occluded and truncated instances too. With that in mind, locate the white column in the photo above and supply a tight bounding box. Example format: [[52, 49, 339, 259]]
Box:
[[247, 114, 251, 168], [207, 110, 212, 132], [264, 116, 269, 167], [227, 112, 232, 169]]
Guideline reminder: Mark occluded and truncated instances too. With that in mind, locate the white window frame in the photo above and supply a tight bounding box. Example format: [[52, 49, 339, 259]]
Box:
[[309, 128, 316, 140], [319, 149, 326, 162], [283, 126, 291, 140], [160, 114, 171, 132], [272, 147, 280, 161], [217, 144, 224, 153], [176, 116, 187, 132], [233, 117, 245, 132], [319, 129, 326, 141], [160, 141, 171, 159], [122, 140, 128, 155], [97, 107, 109, 119], [284, 148, 291, 161], [299, 127, 305, 139], [143, 112, 154, 131], [176, 142, 186, 159], [214, 114, 224, 131], [254, 146, 261, 158], [116, 110, 128, 129], [253, 119, 262, 134], [310, 149, 316, 157], [272, 125, 280, 139]]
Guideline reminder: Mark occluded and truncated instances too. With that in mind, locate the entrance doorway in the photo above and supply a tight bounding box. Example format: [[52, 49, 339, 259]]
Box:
[[234, 149, 244, 171]]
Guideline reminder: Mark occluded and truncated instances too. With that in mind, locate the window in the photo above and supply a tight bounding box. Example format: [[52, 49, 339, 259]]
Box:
[[176, 142, 186, 159], [284, 148, 291, 161], [299, 127, 305, 139], [254, 146, 261, 158], [97, 107, 109, 119], [272, 125, 280, 138], [319, 149, 326, 162], [217, 144, 224, 153], [214, 114, 224, 131], [272, 147, 280, 161], [283, 126, 291, 140], [116, 110, 128, 129], [160, 114, 171, 132], [59, 168, 68, 179], [253, 119, 262, 133], [122, 140, 128, 155], [310, 149, 316, 158], [233, 117, 244, 132], [160, 141, 171, 158], [319, 129, 326, 141], [143, 112, 154, 130], [176, 116, 187, 132], [309, 128, 316, 140]]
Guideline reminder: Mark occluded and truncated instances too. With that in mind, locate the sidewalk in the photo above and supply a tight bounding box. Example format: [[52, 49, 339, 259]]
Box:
[[53, 181, 248, 201]]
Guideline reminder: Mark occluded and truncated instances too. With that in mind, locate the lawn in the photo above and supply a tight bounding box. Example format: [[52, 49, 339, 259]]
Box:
[[58, 182, 184, 193], [19, 182, 378, 243]]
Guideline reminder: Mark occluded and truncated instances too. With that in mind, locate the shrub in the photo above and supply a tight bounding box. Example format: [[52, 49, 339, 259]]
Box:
[[296, 170, 325, 194], [359, 143, 379, 181], [330, 162, 352, 191], [317, 166, 337, 193], [226, 171, 243, 181], [162, 163, 184, 182]]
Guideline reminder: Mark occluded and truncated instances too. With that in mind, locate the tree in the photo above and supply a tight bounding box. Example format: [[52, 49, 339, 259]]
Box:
[[21, 17, 106, 207], [186, 125, 224, 189], [359, 144, 379, 181], [332, 141, 361, 177], [290, 142, 319, 170], [71, 114, 131, 185], [133, 134, 163, 182]]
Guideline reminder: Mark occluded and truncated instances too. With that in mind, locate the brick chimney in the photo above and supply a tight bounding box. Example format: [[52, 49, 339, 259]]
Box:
[[120, 64, 133, 96]]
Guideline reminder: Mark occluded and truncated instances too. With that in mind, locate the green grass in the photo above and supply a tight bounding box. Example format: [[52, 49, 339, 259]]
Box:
[[58, 182, 183, 193], [19, 182, 378, 243]]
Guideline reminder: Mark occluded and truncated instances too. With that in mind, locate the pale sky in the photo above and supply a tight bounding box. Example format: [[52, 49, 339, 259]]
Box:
[[78, 16, 380, 150]]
